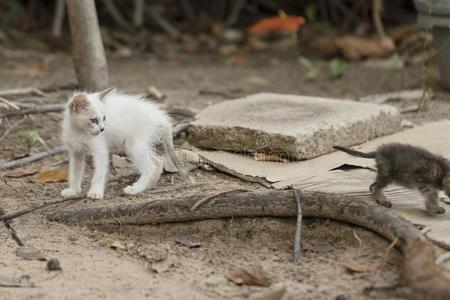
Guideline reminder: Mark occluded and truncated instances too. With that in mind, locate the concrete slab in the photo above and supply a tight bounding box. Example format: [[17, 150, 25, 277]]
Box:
[[188, 93, 402, 159]]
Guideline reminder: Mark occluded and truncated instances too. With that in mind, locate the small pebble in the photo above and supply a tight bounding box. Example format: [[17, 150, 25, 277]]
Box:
[[335, 294, 347, 300], [47, 258, 61, 271]]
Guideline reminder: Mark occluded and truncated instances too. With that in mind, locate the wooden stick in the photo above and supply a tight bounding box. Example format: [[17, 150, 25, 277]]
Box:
[[101, 0, 134, 31], [0, 87, 46, 98], [0, 104, 194, 119], [0, 196, 84, 221], [0, 208, 25, 246], [292, 188, 303, 264], [0, 146, 66, 171], [47, 190, 450, 299], [0, 104, 64, 119]]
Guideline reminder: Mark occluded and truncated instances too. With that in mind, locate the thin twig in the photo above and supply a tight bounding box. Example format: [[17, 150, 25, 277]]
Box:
[[101, 0, 134, 31], [353, 230, 362, 247], [0, 146, 66, 171], [380, 236, 399, 268], [0, 118, 27, 143], [225, 0, 246, 26], [292, 188, 303, 264], [0, 196, 85, 221], [0, 104, 65, 119], [417, 1, 432, 112], [0, 87, 46, 98], [133, 0, 145, 27], [372, 0, 385, 38], [0, 208, 25, 246], [190, 189, 249, 211], [0, 97, 21, 110], [198, 89, 241, 99]]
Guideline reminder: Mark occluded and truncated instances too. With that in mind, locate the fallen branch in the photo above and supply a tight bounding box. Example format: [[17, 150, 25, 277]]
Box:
[[0, 196, 84, 222], [0, 146, 66, 171], [292, 189, 303, 264], [48, 190, 450, 299]]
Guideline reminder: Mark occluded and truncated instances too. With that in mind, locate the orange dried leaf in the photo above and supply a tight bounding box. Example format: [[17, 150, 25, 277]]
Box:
[[249, 16, 305, 34], [36, 168, 68, 183]]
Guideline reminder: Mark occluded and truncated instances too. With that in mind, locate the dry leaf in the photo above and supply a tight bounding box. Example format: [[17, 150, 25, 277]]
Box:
[[36, 168, 68, 183], [343, 260, 378, 273], [249, 15, 305, 34], [227, 265, 272, 287], [175, 235, 201, 248], [5, 168, 38, 178], [0, 275, 35, 288], [15, 246, 46, 261]]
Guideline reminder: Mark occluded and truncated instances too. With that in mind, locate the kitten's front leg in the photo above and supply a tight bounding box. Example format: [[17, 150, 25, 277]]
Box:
[[61, 151, 85, 197], [87, 144, 109, 199], [419, 185, 445, 215]]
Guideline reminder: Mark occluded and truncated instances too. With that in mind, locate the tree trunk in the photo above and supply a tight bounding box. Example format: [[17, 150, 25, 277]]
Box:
[[66, 0, 108, 91]]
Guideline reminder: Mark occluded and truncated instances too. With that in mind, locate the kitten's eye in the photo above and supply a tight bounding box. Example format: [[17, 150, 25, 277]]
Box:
[[103, 116, 106, 121], [90, 118, 98, 124]]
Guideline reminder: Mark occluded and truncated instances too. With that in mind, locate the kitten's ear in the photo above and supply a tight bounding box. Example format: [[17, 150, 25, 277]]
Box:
[[97, 87, 115, 101], [70, 93, 88, 113]]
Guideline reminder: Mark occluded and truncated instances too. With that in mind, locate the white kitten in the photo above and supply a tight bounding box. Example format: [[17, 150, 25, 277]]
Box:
[[61, 88, 192, 199]]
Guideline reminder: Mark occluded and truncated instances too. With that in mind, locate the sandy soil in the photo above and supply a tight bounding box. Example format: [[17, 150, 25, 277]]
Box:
[[1, 49, 450, 300]]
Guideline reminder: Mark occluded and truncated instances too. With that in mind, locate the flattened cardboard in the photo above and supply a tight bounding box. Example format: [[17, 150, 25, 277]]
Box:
[[196, 121, 450, 248]]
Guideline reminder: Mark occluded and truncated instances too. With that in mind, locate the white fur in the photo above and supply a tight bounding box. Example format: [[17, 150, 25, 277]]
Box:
[[61, 89, 173, 199]]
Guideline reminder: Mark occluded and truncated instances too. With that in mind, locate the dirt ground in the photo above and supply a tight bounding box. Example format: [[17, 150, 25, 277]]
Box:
[[1, 49, 450, 300]]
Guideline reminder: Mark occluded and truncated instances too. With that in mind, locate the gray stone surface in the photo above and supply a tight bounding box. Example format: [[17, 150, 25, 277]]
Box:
[[188, 93, 402, 160]]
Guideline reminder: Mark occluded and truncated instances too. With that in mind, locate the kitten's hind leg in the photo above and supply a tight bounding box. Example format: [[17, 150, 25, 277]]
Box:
[[124, 142, 163, 195], [418, 184, 445, 215], [370, 175, 393, 208]]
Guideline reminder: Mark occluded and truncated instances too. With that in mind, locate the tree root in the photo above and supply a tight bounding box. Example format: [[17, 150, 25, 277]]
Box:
[[47, 190, 450, 299]]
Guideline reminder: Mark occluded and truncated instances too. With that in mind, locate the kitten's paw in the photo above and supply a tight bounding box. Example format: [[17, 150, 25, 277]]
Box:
[[87, 186, 104, 199], [61, 188, 81, 197], [123, 185, 144, 195], [427, 206, 445, 215]]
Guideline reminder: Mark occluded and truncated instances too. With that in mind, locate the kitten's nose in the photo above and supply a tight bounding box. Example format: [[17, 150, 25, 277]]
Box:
[[100, 127, 105, 132]]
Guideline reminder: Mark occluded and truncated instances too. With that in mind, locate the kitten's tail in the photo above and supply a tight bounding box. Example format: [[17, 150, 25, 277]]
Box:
[[333, 146, 376, 158], [160, 125, 195, 184]]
